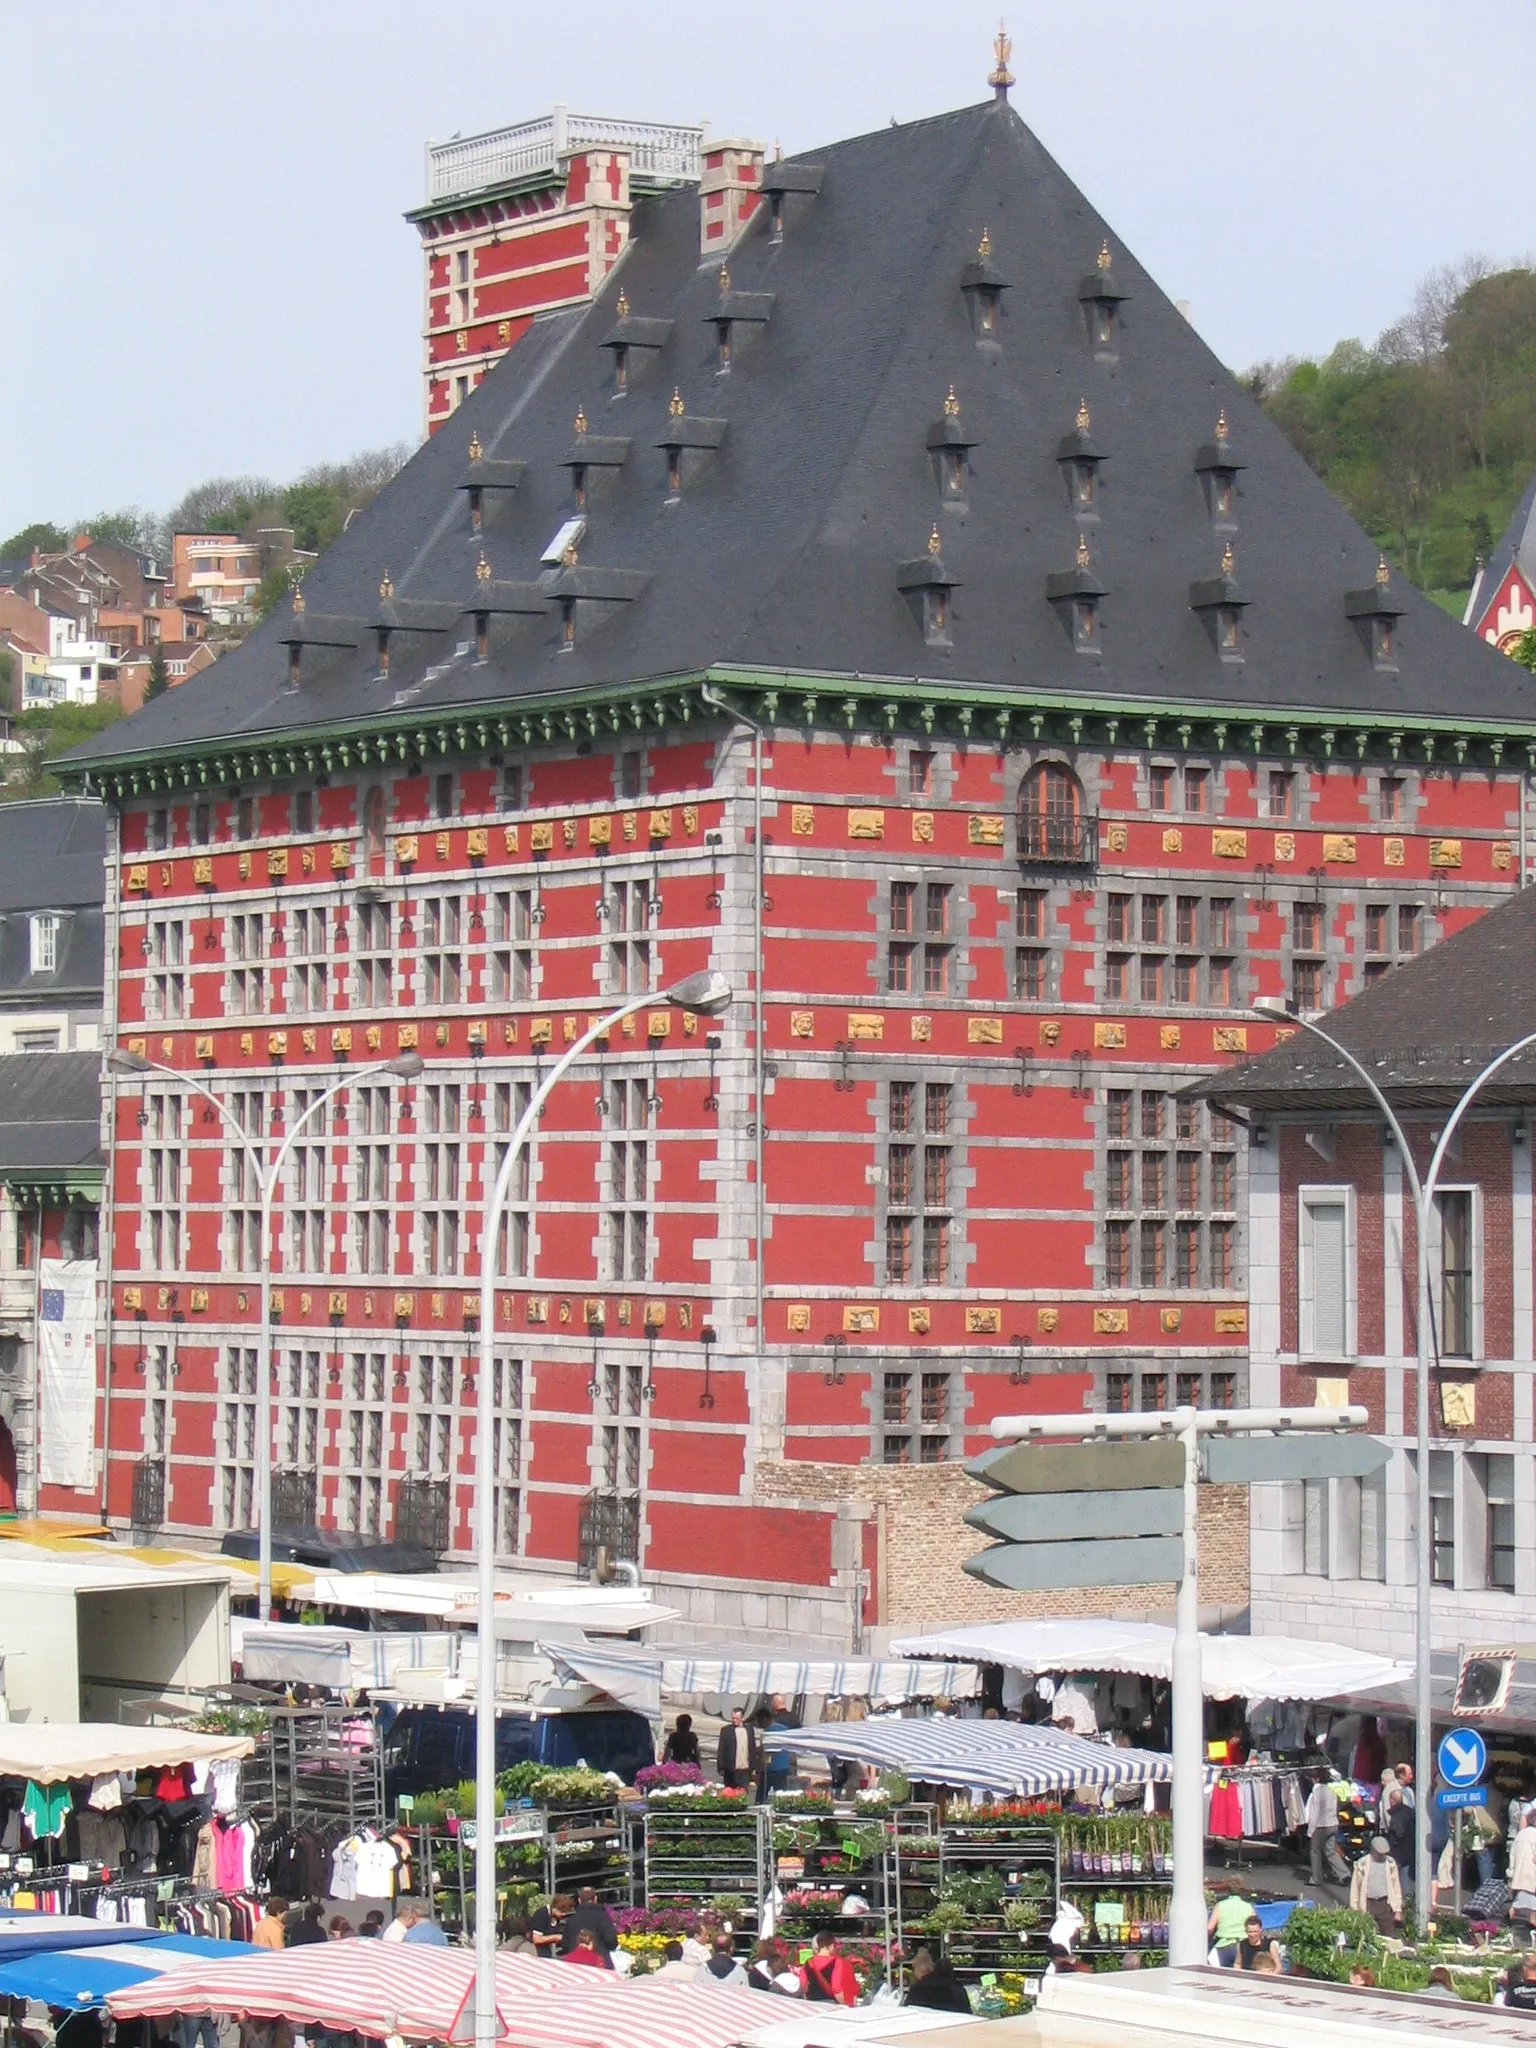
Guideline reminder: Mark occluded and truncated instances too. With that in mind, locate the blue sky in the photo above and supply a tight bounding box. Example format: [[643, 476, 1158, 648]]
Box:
[[1, 0, 1530, 536]]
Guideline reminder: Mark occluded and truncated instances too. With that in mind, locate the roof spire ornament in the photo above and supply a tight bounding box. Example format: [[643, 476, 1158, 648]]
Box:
[[1075, 532, 1091, 570], [718, 263, 730, 292], [467, 431, 484, 461], [616, 290, 629, 317], [562, 539, 580, 567], [1215, 407, 1230, 441], [378, 571, 394, 600], [1097, 239, 1113, 271], [774, 138, 783, 161], [1076, 396, 1091, 434], [928, 525, 943, 557], [977, 225, 992, 259], [669, 387, 686, 418], [291, 583, 305, 615], [574, 406, 588, 434], [475, 551, 492, 584], [944, 385, 960, 418], [1221, 540, 1235, 576], [988, 19, 1015, 99], [1377, 553, 1391, 586]]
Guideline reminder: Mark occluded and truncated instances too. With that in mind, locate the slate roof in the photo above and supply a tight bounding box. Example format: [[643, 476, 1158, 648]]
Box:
[[0, 800, 107, 1010], [1192, 883, 1536, 1113], [0, 1051, 103, 1177], [1466, 467, 1536, 630], [63, 98, 1536, 777]]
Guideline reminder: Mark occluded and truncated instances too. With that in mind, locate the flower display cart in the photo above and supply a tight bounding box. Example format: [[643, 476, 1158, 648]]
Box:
[[904, 1805, 1059, 1996], [769, 1792, 931, 1973], [643, 1789, 770, 1935], [1056, 1812, 1172, 1964]]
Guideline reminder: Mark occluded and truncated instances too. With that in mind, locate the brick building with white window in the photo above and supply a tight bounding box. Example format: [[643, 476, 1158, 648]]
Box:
[[1201, 885, 1536, 1661]]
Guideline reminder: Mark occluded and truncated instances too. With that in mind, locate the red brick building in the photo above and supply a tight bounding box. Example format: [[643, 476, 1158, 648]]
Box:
[[59, 89, 1536, 1642], [1202, 886, 1536, 1664]]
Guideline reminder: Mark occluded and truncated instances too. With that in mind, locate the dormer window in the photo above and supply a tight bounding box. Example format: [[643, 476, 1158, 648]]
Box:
[[760, 156, 823, 243], [1194, 411, 1246, 531], [457, 431, 525, 533], [926, 387, 978, 505], [29, 913, 59, 975], [655, 391, 727, 499], [562, 413, 629, 510], [960, 227, 1010, 341], [897, 529, 960, 647], [598, 297, 672, 399], [1345, 556, 1407, 672], [1189, 542, 1250, 664], [703, 267, 774, 376], [1079, 240, 1130, 356], [1045, 534, 1107, 657], [1055, 399, 1106, 520]]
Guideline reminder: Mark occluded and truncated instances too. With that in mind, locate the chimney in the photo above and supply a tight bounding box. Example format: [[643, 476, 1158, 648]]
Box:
[[699, 138, 764, 258], [73, 533, 92, 553]]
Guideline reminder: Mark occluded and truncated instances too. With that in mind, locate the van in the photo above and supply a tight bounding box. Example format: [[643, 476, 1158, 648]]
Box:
[[220, 1528, 440, 1574], [382, 1702, 654, 1800]]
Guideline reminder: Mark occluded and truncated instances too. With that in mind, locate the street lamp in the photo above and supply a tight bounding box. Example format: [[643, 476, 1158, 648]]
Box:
[[106, 1044, 424, 1618], [470, 968, 729, 2044], [1252, 1000, 1536, 1910]]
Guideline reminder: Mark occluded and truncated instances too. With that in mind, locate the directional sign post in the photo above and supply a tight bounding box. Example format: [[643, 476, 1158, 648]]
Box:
[[1437, 1785, 1489, 1811], [1438, 1727, 1488, 1790], [976, 1402, 1379, 1971]]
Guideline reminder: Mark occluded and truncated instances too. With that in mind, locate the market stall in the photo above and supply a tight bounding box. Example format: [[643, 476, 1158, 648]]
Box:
[[759, 1717, 1170, 1799], [0, 1933, 256, 2009], [106, 1943, 776, 2048], [541, 1638, 981, 1718]]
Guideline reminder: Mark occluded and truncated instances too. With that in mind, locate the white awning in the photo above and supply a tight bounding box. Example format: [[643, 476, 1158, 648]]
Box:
[[0, 1723, 253, 1783], [890, 1619, 1411, 1703], [539, 1639, 980, 1718], [233, 1621, 459, 1689], [759, 1715, 1170, 1797]]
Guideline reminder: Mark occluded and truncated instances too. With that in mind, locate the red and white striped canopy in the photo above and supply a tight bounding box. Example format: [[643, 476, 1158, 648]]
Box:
[[105, 1944, 777, 2048]]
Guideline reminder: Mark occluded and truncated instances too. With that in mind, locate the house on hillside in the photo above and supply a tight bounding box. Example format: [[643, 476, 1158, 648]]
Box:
[[1465, 473, 1536, 652]]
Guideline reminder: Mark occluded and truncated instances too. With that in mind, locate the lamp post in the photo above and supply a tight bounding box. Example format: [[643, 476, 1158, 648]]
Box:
[[1251, 1002, 1536, 1911], [106, 1046, 424, 1619], [470, 968, 729, 2045]]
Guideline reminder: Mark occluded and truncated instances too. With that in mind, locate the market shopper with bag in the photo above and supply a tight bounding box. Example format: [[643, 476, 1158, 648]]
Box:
[[800, 1931, 859, 2004]]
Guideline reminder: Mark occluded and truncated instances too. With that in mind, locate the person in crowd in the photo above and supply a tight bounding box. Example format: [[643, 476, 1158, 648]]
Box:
[[1252, 1953, 1281, 1976], [252, 1898, 288, 1951], [562, 1927, 609, 1971], [358, 1911, 384, 1939], [696, 1932, 748, 1988], [1349, 1837, 1404, 1935], [499, 1915, 537, 1957], [1382, 1784, 1415, 1896], [1422, 1967, 1462, 2002], [759, 1695, 798, 1800], [1509, 1805, 1536, 1944], [326, 1915, 351, 1940], [1353, 1717, 1387, 1789], [529, 1894, 572, 1957], [716, 1706, 760, 1790], [1206, 1891, 1255, 1949], [1501, 1953, 1536, 2010], [1215, 1914, 1275, 1970], [1348, 1965, 1377, 1988], [559, 1889, 617, 1962], [800, 1930, 858, 2004], [662, 1714, 700, 1768], [651, 1941, 697, 1983], [286, 1900, 327, 1948], [1305, 1770, 1348, 1886], [904, 1947, 971, 2013], [401, 1901, 448, 1947]]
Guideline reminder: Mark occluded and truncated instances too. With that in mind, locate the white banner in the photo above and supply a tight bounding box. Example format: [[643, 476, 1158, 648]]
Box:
[[38, 1257, 97, 1489]]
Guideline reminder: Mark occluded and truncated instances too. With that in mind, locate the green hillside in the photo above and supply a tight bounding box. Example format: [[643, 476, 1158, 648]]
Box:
[[1253, 263, 1536, 614]]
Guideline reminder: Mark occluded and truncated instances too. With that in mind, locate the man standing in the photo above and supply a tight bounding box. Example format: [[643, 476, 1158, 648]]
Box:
[[1349, 1838, 1404, 1935], [558, 1887, 618, 1961], [1305, 1769, 1348, 1886], [716, 1707, 759, 1790]]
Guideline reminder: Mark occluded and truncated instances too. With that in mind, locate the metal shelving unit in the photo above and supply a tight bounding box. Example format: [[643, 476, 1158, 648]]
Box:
[[643, 1805, 770, 1932], [898, 1822, 1059, 1993], [252, 1704, 384, 1830]]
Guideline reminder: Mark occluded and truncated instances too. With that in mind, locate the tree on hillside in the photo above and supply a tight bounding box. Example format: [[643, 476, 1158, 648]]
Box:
[[0, 520, 69, 561], [0, 703, 124, 801], [145, 646, 170, 700]]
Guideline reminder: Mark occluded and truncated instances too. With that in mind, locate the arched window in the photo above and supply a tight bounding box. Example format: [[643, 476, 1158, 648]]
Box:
[[362, 787, 386, 859], [1018, 764, 1089, 864]]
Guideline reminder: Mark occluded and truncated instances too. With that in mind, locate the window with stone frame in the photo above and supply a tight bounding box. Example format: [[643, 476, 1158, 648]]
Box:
[[280, 1346, 322, 1474], [286, 1085, 329, 1273], [218, 1345, 258, 1529], [1102, 1086, 1239, 1291], [341, 1349, 389, 1535], [493, 1354, 526, 1554], [145, 1089, 185, 1269], [597, 1359, 645, 1500], [225, 1086, 265, 1273], [413, 1352, 458, 1480], [605, 1077, 652, 1282], [491, 887, 536, 1001], [420, 1082, 463, 1275], [354, 899, 392, 1007], [492, 1080, 533, 1277], [1108, 891, 1237, 1008], [1290, 898, 1327, 1011], [149, 916, 189, 1020], [1361, 898, 1424, 988], [226, 912, 264, 1018], [420, 893, 464, 1005], [350, 1084, 394, 1275], [885, 1079, 955, 1285], [1015, 887, 1055, 1001], [287, 905, 329, 1012], [607, 879, 653, 996], [880, 1365, 958, 1463]]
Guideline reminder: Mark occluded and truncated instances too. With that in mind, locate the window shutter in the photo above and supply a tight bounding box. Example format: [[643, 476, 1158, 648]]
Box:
[[1310, 1200, 1347, 1355], [1359, 1467, 1386, 1581]]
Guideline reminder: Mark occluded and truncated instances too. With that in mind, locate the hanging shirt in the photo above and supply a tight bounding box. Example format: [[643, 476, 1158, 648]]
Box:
[[22, 1782, 70, 1841], [87, 1774, 130, 1812], [352, 1839, 399, 1899], [155, 1767, 190, 1801], [331, 1837, 360, 1901]]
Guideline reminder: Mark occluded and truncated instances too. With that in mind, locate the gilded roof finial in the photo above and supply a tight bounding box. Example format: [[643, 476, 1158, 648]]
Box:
[[475, 551, 492, 584], [988, 19, 1015, 99], [978, 225, 992, 259], [1215, 407, 1229, 441], [1075, 396, 1091, 434], [616, 290, 629, 317], [379, 571, 394, 601], [719, 263, 730, 293], [291, 584, 305, 615], [1377, 553, 1390, 587], [774, 138, 783, 162], [1075, 532, 1091, 570], [574, 406, 588, 435], [669, 387, 686, 418], [562, 540, 580, 568], [1097, 239, 1113, 271], [467, 431, 484, 461], [1221, 540, 1235, 576], [928, 526, 943, 557], [944, 385, 960, 418]]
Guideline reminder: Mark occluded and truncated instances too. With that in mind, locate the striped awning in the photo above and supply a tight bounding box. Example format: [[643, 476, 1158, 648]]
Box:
[[539, 1636, 979, 1717], [106, 1945, 777, 2048], [759, 1714, 1171, 1796]]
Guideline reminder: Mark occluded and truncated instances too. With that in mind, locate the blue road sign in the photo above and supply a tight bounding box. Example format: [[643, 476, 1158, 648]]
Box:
[[1438, 1727, 1487, 1788], [1437, 1786, 1489, 1811]]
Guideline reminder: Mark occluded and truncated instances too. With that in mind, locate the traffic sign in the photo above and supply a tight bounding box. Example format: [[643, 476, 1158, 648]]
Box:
[[964, 1487, 1183, 1543], [1438, 1727, 1487, 1788], [968, 1439, 1185, 1495], [964, 1534, 1184, 1591], [1437, 1786, 1489, 1812], [1201, 1432, 1389, 1484]]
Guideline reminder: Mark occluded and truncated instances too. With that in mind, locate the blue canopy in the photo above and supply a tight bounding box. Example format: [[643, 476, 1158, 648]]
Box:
[[0, 1920, 168, 1961], [0, 1938, 256, 2010]]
